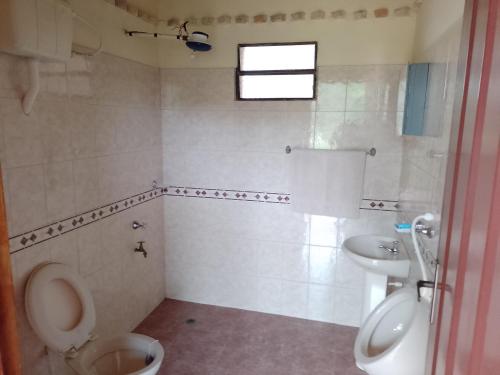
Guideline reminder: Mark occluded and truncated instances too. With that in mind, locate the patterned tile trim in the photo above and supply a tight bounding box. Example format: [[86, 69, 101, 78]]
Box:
[[162, 185, 291, 204], [9, 186, 399, 254], [9, 187, 163, 254], [162, 185, 399, 212], [360, 199, 400, 212]]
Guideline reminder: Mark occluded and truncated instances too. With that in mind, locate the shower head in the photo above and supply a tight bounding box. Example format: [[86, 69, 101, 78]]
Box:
[[185, 31, 212, 52]]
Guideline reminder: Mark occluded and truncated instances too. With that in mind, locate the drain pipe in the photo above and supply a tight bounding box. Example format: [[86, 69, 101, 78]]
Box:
[[22, 59, 40, 115]]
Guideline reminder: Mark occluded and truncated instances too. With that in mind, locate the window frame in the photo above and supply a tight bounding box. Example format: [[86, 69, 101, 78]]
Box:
[[235, 41, 318, 101]]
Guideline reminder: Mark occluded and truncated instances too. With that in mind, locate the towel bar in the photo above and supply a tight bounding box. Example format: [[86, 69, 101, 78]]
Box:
[[285, 146, 376, 156]]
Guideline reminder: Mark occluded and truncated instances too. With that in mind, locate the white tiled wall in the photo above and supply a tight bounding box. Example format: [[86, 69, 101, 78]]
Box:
[[0, 49, 413, 373], [398, 19, 464, 274], [0, 52, 164, 375], [161, 64, 407, 327]]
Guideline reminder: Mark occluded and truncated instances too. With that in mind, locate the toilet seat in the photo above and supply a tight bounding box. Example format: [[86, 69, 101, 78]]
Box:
[[25, 262, 96, 353]]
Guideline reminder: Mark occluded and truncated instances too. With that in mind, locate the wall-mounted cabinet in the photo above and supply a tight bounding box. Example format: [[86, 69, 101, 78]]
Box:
[[402, 63, 430, 136]]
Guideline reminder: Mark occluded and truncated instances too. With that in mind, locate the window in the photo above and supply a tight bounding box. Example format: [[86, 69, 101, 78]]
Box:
[[236, 42, 317, 100]]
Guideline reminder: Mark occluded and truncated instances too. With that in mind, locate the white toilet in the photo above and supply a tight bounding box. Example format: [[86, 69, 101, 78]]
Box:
[[24, 262, 164, 375], [354, 287, 430, 375]]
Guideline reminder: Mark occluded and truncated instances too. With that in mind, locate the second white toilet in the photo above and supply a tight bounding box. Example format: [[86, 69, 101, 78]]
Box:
[[24, 262, 164, 375], [354, 287, 431, 375]]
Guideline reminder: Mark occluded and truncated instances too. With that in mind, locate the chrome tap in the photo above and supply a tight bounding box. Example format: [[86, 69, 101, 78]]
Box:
[[132, 221, 146, 230], [414, 223, 435, 238], [378, 240, 400, 254], [134, 241, 147, 258]]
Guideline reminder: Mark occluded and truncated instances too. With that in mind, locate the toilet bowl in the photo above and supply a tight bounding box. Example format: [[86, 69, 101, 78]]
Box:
[[354, 287, 430, 375], [66, 334, 163, 375], [24, 262, 164, 375]]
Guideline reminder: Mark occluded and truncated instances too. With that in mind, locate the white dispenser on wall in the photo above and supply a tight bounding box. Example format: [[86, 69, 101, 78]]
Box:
[[0, 0, 74, 114], [0, 0, 73, 61]]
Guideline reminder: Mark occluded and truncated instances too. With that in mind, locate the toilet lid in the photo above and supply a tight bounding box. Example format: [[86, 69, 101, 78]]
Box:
[[25, 263, 96, 353]]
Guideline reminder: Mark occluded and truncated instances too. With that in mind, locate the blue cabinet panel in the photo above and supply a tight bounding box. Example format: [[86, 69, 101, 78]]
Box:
[[403, 63, 430, 136]]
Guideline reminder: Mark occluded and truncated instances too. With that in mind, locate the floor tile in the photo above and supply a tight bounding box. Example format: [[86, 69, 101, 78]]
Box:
[[135, 299, 364, 375]]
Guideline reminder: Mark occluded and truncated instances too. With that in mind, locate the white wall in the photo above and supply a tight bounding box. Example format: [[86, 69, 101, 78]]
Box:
[[0, 50, 164, 375], [68, 0, 424, 68], [161, 64, 407, 326], [157, 0, 417, 68], [70, 0, 159, 66], [412, 0, 466, 62], [154, 0, 420, 326], [398, 0, 465, 299]]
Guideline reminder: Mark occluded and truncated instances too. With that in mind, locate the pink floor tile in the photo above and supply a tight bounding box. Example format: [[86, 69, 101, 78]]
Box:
[[134, 299, 365, 375]]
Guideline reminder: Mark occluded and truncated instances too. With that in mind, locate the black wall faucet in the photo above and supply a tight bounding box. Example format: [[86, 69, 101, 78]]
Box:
[[135, 241, 148, 258]]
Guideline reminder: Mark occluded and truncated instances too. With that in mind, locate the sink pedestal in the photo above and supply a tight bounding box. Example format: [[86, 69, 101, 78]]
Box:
[[362, 272, 388, 321], [342, 235, 411, 323]]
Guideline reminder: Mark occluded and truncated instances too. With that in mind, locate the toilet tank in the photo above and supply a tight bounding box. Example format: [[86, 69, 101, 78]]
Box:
[[0, 0, 73, 62]]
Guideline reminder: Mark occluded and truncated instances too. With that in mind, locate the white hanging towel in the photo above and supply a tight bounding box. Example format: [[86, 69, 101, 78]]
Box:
[[291, 149, 366, 218]]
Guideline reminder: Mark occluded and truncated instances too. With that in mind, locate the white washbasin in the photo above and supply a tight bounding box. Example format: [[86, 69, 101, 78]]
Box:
[[342, 235, 410, 278]]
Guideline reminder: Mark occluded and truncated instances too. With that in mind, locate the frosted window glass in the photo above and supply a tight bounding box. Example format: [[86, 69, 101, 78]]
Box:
[[239, 44, 316, 71], [239, 74, 315, 99]]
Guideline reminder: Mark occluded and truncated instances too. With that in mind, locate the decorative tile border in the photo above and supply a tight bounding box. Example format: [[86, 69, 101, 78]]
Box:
[[111, 0, 417, 25], [114, 0, 420, 28], [8, 184, 399, 254], [164, 185, 399, 212], [113, 0, 158, 24], [162, 185, 291, 204], [9, 187, 163, 254], [360, 199, 400, 212], [159, 6, 415, 26]]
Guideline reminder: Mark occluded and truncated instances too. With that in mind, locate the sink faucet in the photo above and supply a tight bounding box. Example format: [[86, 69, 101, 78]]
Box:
[[414, 223, 435, 238], [134, 241, 148, 258], [378, 240, 400, 254]]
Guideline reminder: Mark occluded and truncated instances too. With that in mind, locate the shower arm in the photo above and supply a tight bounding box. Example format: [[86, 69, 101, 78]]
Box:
[[124, 30, 189, 41]]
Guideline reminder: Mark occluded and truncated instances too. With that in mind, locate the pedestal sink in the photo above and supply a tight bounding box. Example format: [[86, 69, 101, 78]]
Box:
[[342, 235, 410, 320]]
